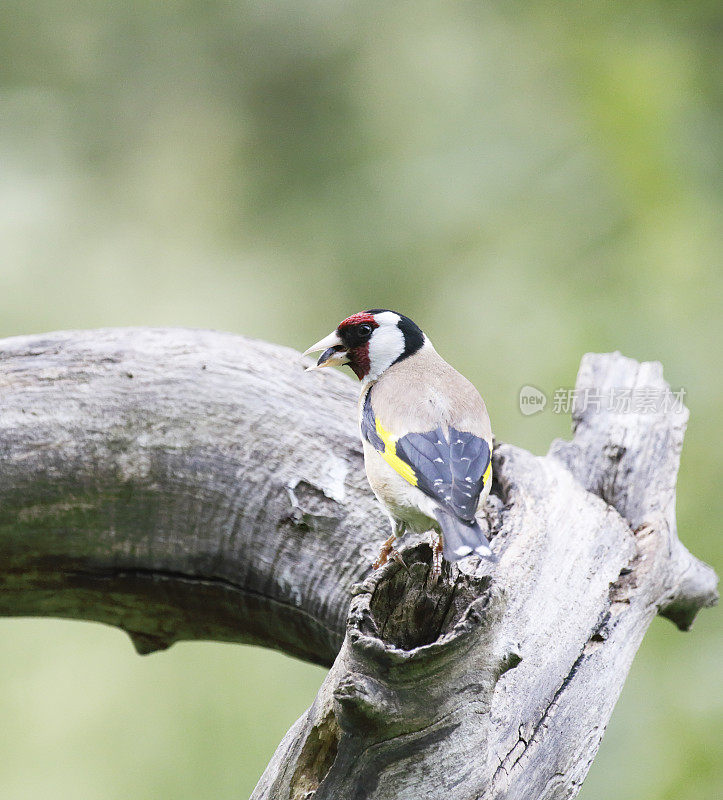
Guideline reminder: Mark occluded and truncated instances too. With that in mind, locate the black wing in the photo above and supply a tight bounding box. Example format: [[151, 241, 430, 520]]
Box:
[[361, 390, 491, 522], [396, 427, 490, 522], [361, 388, 385, 451]]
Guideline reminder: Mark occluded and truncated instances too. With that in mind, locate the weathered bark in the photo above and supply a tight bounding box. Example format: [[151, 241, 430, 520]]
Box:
[[0, 330, 717, 800], [0, 328, 387, 665]]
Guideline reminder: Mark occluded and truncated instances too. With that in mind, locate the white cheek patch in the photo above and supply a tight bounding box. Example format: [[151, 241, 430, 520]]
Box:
[[367, 315, 404, 382]]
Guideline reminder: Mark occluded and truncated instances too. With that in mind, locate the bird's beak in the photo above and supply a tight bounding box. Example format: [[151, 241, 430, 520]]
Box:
[[303, 331, 349, 371]]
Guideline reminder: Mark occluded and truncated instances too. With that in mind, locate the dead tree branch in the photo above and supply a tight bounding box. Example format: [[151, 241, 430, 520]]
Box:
[[0, 330, 716, 799]]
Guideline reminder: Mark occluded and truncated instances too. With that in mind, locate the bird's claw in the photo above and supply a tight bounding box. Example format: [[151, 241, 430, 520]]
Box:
[[430, 532, 444, 583], [372, 535, 409, 573], [390, 549, 410, 573]]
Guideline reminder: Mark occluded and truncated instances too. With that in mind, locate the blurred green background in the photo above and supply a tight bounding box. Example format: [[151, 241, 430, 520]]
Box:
[[0, 2, 720, 798]]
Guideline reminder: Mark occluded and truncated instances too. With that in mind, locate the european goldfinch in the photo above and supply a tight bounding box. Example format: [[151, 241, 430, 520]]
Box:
[[304, 309, 494, 575]]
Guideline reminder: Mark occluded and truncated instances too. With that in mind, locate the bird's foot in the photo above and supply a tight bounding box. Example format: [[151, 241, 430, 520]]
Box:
[[372, 534, 395, 569], [372, 534, 408, 572], [430, 532, 444, 583]]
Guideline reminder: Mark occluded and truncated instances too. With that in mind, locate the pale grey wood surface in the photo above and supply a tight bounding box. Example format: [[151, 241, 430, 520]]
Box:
[[0, 328, 387, 665], [0, 331, 717, 799]]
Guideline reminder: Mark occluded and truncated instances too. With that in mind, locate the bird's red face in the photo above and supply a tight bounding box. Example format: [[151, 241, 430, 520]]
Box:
[[304, 310, 425, 382]]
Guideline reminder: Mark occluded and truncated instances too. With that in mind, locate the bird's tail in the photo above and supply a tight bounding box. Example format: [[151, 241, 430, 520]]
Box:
[[433, 508, 494, 562]]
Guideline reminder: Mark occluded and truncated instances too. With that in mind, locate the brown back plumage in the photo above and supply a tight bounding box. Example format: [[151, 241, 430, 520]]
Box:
[[365, 344, 492, 440]]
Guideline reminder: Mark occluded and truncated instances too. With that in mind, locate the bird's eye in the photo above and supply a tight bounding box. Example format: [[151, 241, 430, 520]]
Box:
[[358, 324, 372, 337]]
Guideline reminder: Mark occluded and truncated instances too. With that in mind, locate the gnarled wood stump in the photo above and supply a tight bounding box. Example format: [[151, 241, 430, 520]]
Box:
[[0, 329, 716, 799]]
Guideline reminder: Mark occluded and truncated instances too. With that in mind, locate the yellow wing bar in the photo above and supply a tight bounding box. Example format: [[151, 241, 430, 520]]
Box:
[[374, 418, 419, 486], [482, 459, 492, 487]]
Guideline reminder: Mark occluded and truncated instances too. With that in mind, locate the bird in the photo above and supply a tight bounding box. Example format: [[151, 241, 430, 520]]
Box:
[[303, 309, 494, 577]]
